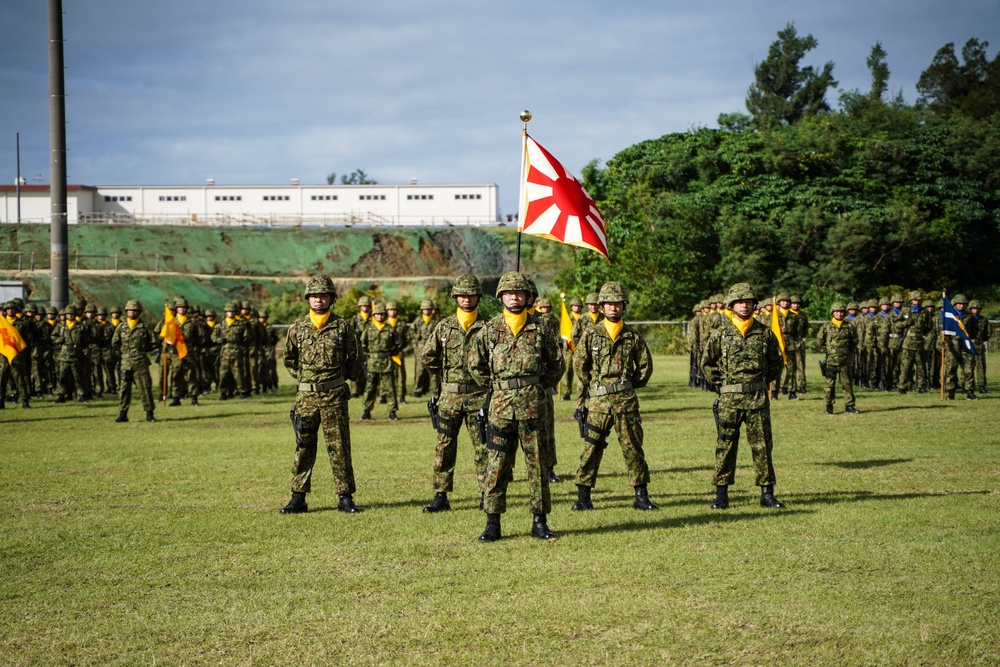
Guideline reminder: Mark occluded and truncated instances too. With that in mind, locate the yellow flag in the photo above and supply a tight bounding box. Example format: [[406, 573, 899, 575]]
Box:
[[770, 296, 787, 365], [560, 299, 575, 351], [0, 317, 27, 363], [159, 304, 188, 359]]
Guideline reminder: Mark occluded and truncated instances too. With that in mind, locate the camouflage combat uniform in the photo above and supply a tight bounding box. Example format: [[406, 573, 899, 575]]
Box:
[[51, 308, 90, 402], [214, 304, 249, 400], [112, 308, 158, 417], [897, 296, 932, 392], [361, 312, 401, 416], [411, 303, 440, 397], [816, 306, 858, 411]]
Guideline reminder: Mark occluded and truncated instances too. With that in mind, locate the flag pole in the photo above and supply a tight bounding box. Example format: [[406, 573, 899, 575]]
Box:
[[516, 109, 532, 272]]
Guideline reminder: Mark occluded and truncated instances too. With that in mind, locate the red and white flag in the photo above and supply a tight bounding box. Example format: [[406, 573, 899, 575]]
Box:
[[519, 134, 609, 260]]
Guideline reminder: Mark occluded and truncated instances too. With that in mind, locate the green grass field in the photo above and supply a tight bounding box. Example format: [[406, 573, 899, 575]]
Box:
[[2, 356, 997, 666]]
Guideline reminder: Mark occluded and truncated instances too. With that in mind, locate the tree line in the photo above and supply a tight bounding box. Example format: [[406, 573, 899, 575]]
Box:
[[560, 24, 1000, 320]]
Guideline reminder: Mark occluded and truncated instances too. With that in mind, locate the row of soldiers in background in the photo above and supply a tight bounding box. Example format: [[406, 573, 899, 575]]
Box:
[[686, 290, 992, 402], [0, 296, 282, 411]]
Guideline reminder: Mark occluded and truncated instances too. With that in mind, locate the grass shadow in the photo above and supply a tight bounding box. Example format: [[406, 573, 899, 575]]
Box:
[[820, 458, 913, 469]]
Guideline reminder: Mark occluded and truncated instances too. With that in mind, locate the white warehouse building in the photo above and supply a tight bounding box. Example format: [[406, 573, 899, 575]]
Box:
[[0, 181, 504, 227]]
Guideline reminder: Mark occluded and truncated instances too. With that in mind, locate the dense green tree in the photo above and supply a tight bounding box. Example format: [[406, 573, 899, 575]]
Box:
[[917, 38, 1000, 119]]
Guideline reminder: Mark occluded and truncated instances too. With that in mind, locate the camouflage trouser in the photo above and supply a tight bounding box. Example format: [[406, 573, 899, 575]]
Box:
[[944, 348, 975, 391], [575, 409, 650, 489], [218, 346, 245, 397], [540, 390, 557, 469], [7, 353, 32, 402], [794, 344, 807, 390], [365, 371, 397, 413], [101, 349, 117, 392], [289, 390, 356, 496], [56, 359, 87, 400], [413, 356, 431, 396], [168, 353, 199, 398], [781, 343, 799, 393], [897, 346, 926, 391], [887, 343, 902, 389], [482, 416, 550, 515], [119, 365, 155, 413], [824, 363, 855, 408], [237, 349, 252, 394], [386, 358, 407, 401], [561, 349, 575, 399], [866, 347, 879, 388], [973, 344, 988, 390], [712, 398, 775, 487], [431, 391, 488, 493]]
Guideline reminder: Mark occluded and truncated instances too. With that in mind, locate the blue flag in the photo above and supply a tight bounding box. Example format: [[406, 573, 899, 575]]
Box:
[[941, 296, 977, 355]]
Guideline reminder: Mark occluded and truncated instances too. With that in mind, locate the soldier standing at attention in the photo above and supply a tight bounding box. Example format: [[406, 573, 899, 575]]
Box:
[[944, 294, 979, 400], [700, 283, 785, 510], [385, 301, 410, 405], [570, 281, 656, 512], [411, 299, 439, 398], [789, 295, 809, 394], [167, 297, 202, 406], [469, 271, 564, 542], [360, 302, 400, 420], [898, 291, 931, 394], [968, 300, 991, 394], [561, 296, 583, 400], [420, 275, 489, 513], [817, 302, 861, 415], [351, 296, 372, 398], [280, 275, 365, 515], [571, 292, 604, 353], [112, 299, 158, 423]]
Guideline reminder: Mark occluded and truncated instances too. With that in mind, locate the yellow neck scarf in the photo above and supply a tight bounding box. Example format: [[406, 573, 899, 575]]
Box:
[[727, 311, 753, 337], [589, 311, 599, 323], [206, 320, 216, 328], [177, 314, 188, 325], [603, 318, 623, 341], [126, 317, 139, 329], [359, 311, 370, 322], [571, 312, 580, 321], [422, 314, 432, 325], [526, 306, 536, 315], [387, 316, 398, 327], [503, 310, 527, 337], [4, 315, 14, 324], [456, 308, 477, 333], [111, 317, 121, 326], [225, 316, 235, 326], [779, 306, 789, 317], [66, 319, 76, 330], [310, 311, 331, 330], [373, 319, 386, 331], [830, 318, 843, 328]]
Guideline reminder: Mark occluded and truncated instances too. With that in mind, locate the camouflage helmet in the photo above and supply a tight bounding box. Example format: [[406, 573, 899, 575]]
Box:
[[305, 275, 336, 298], [12, 297, 24, 308], [526, 278, 539, 298], [495, 271, 531, 297], [776, 292, 790, 303], [84, 303, 97, 314], [536, 297, 552, 309], [23, 304, 36, 315], [922, 299, 934, 309], [725, 282, 757, 307], [224, 301, 240, 312], [97, 307, 108, 316], [61, 305, 75, 316], [846, 301, 858, 311], [420, 299, 434, 310], [452, 274, 483, 297], [952, 294, 967, 305], [584, 292, 600, 305], [830, 301, 847, 314], [124, 299, 143, 312], [371, 302, 387, 315], [790, 295, 802, 304], [598, 281, 629, 305], [110, 305, 121, 315], [358, 295, 372, 307], [969, 299, 981, 309], [891, 293, 903, 303], [385, 301, 398, 311], [569, 296, 583, 308], [204, 309, 217, 318], [867, 299, 878, 308], [879, 296, 890, 306], [908, 290, 922, 301], [259, 309, 269, 318], [173, 296, 189, 308], [47, 306, 59, 316]]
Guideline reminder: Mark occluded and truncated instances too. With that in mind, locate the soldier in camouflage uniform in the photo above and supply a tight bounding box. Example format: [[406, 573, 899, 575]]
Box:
[[570, 292, 604, 354], [468, 271, 565, 542], [531, 289, 563, 484], [897, 291, 932, 394], [561, 296, 583, 400], [700, 283, 785, 510], [872, 297, 892, 390], [203, 309, 221, 392], [51, 305, 92, 403], [279, 275, 365, 514], [817, 302, 860, 414], [788, 295, 809, 393], [411, 299, 439, 398], [350, 296, 372, 398], [885, 293, 908, 390], [944, 294, 978, 400], [259, 309, 280, 392], [420, 275, 490, 513], [214, 301, 250, 400], [385, 301, 409, 405], [968, 300, 991, 394], [95, 307, 117, 395], [3, 300, 34, 408], [112, 299, 158, 423], [361, 302, 401, 420], [166, 297, 203, 406], [570, 281, 656, 512]]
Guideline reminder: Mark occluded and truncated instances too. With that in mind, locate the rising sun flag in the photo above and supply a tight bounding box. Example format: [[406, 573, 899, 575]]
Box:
[[160, 303, 188, 360], [519, 133, 609, 261]]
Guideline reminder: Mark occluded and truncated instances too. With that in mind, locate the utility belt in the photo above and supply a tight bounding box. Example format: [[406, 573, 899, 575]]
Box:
[[905, 332, 923, 340], [440, 382, 485, 394], [370, 351, 392, 358], [296, 377, 346, 392], [594, 380, 632, 396], [492, 375, 540, 390], [720, 381, 767, 394]]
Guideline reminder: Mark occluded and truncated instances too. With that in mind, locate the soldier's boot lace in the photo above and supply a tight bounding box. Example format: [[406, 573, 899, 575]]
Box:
[[337, 494, 363, 513], [710, 485, 729, 510], [571, 485, 593, 511], [280, 491, 308, 514], [479, 513, 502, 542], [422, 492, 451, 513], [114, 410, 129, 423], [530, 513, 557, 540], [760, 485, 785, 508], [633, 484, 658, 511], [547, 468, 562, 483], [145, 411, 156, 423]]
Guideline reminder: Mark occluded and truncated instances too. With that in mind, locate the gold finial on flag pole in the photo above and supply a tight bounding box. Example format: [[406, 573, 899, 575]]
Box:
[[516, 110, 532, 271]]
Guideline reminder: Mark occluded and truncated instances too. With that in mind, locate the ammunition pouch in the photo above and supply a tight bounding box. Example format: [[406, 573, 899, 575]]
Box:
[[712, 399, 740, 442], [289, 405, 318, 449]]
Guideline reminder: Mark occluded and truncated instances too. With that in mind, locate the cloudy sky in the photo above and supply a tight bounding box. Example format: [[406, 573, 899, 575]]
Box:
[[3, 0, 997, 217]]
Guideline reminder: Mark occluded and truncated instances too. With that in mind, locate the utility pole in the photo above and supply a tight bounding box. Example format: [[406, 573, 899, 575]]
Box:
[[49, 0, 69, 307]]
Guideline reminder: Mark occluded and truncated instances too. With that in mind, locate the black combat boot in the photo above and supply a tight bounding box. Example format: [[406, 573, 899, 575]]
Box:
[[967, 390, 979, 400], [479, 513, 501, 542], [571, 485, 593, 511], [788, 391, 798, 400], [825, 404, 834, 414], [114, 410, 129, 423], [145, 411, 156, 422], [947, 389, 956, 400], [422, 492, 451, 513], [360, 410, 371, 420], [760, 485, 785, 508], [169, 397, 182, 407], [388, 410, 399, 421], [191, 396, 199, 406], [633, 484, 658, 510], [21, 400, 30, 408], [710, 485, 729, 510], [845, 405, 860, 414], [280, 491, 308, 514], [531, 513, 557, 540], [337, 493, 363, 513], [547, 468, 562, 483]]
